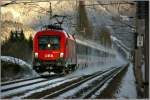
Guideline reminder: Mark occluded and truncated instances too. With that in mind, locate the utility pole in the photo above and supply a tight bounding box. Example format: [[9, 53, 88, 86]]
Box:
[[134, 1, 149, 98], [144, 2, 149, 98], [47, 2, 52, 24], [49, 2, 52, 21]]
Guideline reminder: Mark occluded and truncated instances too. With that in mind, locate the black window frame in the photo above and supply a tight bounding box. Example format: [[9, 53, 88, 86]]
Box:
[[38, 35, 60, 50]]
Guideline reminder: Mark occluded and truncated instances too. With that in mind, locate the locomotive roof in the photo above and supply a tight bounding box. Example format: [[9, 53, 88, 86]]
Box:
[[36, 25, 67, 35], [36, 29, 66, 36], [43, 25, 63, 30], [35, 28, 75, 40]]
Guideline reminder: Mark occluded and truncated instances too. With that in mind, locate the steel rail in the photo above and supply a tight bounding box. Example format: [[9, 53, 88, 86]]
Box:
[[41, 67, 117, 99]]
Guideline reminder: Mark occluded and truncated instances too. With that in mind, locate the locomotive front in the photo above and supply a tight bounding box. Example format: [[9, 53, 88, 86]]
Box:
[[32, 30, 66, 73]]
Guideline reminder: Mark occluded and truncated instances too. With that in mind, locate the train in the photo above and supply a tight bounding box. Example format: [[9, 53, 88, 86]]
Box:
[[32, 25, 115, 74]]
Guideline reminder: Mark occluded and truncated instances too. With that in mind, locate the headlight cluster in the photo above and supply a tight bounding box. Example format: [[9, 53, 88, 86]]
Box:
[[34, 52, 38, 58], [34, 52, 64, 58], [60, 52, 64, 58]]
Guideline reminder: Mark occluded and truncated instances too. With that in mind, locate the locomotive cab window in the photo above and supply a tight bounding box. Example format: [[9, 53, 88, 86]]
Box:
[[38, 36, 60, 50]]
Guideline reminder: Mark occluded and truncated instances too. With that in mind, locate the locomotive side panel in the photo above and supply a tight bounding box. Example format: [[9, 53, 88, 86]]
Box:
[[66, 38, 77, 65]]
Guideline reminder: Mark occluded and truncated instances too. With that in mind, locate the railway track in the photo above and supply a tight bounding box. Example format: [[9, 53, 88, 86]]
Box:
[[1, 73, 62, 86], [44, 67, 124, 99], [1, 76, 41, 86], [0, 74, 65, 98], [40, 68, 116, 99], [1, 65, 127, 99]]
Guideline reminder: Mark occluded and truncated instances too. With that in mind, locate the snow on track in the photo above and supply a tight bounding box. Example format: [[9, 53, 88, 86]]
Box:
[[115, 63, 137, 98], [1, 56, 31, 68], [14, 76, 81, 99], [1, 78, 46, 91], [57, 67, 117, 98], [1, 76, 81, 98]]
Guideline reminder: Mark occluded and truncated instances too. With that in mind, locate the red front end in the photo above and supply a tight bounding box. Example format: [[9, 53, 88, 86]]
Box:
[[32, 30, 67, 73]]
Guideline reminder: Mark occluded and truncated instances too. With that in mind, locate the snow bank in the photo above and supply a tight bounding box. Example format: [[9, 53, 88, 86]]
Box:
[[111, 36, 130, 51], [1, 56, 38, 82], [111, 35, 130, 59], [115, 63, 137, 98], [1, 56, 31, 69]]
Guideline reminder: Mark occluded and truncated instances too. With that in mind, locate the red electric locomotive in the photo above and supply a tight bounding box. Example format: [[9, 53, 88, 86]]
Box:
[[32, 25, 77, 73]]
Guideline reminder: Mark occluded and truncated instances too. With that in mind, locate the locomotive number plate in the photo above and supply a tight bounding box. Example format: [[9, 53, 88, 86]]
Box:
[[45, 54, 53, 58]]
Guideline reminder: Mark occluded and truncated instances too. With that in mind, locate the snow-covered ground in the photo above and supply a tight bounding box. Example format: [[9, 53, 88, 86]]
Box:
[[0, 1, 138, 99], [0, 48, 125, 82], [1, 56, 32, 68], [2, 76, 80, 98], [111, 35, 130, 51], [141, 63, 145, 82], [115, 63, 137, 98], [57, 67, 117, 98], [1, 56, 38, 82]]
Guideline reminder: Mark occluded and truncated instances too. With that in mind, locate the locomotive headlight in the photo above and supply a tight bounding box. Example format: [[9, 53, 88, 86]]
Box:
[[34, 52, 38, 58], [47, 44, 51, 48], [60, 52, 64, 58]]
